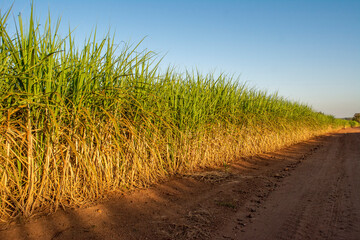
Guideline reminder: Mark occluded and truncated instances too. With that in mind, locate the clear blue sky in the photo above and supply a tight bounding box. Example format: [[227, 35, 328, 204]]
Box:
[[1, 0, 359, 118]]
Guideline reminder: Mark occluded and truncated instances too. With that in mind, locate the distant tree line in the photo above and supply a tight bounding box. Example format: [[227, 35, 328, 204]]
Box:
[[353, 113, 360, 123]]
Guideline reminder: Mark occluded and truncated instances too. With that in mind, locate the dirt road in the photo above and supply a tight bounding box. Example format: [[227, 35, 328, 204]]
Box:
[[217, 127, 360, 240], [1, 127, 359, 240]]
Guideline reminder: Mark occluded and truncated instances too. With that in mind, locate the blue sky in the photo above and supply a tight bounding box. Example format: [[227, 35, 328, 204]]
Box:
[[1, 0, 359, 118]]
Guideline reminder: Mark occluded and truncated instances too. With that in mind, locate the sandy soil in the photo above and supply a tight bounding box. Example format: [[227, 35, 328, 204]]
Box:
[[1, 127, 359, 240]]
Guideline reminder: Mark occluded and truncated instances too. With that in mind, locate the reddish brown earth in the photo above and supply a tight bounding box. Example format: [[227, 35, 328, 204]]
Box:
[[1, 127, 359, 240]]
